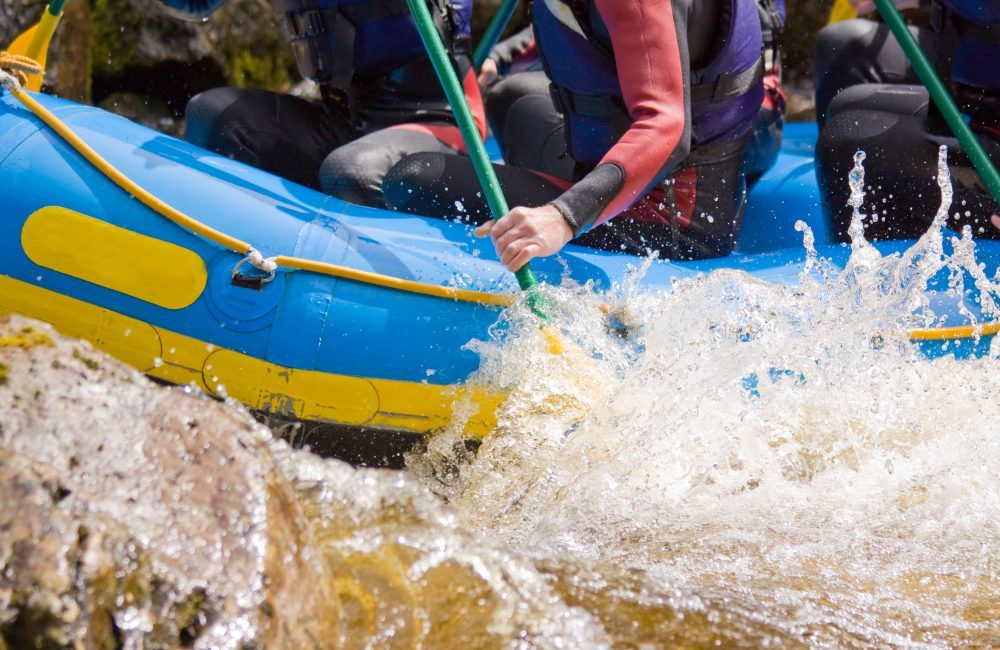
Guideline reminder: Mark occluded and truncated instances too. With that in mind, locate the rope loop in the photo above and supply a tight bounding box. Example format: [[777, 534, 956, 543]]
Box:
[[0, 51, 43, 91], [232, 247, 278, 285]]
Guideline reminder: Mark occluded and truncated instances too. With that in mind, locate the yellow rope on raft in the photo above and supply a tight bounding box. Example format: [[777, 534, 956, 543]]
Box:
[[0, 51, 42, 88], [0, 69, 514, 307]]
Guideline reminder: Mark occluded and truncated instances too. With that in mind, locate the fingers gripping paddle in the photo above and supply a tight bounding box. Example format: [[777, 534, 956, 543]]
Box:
[[7, 0, 69, 92], [405, 0, 563, 351], [873, 0, 1000, 207]]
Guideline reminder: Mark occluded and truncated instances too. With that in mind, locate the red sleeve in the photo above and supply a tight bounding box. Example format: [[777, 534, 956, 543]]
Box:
[[462, 66, 487, 140], [592, 0, 687, 224]]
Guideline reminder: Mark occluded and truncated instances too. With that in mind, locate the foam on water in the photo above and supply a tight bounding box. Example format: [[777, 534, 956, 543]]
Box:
[[409, 147, 1000, 646]]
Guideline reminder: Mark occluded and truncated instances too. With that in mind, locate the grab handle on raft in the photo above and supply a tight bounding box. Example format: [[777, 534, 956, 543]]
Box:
[[472, 0, 520, 70], [873, 0, 1000, 206], [405, 0, 552, 323]]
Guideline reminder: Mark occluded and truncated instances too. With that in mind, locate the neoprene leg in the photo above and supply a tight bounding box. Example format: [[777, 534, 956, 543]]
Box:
[[185, 87, 353, 188], [813, 19, 941, 127], [383, 151, 566, 223], [319, 124, 463, 208], [486, 71, 576, 181], [816, 84, 1000, 242], [384, 145, 748, 261], [577, 145, 749, 260]]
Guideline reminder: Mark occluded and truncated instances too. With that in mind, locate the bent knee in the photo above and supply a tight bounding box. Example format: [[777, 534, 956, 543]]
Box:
[[382, 153, 447, 213], [320, 141, 400, 207], [184, 87, 245, 148]]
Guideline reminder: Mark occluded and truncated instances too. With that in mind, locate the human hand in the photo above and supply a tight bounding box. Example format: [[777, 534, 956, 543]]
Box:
[[474, 204, 574, 271], [991, 214, 1000, 233], [478, 59, 499, 88], [849, 0, 921, 14]]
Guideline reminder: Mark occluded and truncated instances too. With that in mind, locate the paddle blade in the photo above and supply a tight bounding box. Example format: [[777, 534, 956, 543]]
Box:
[[829, 0, 857, 24], [6, 9, 61, 91]]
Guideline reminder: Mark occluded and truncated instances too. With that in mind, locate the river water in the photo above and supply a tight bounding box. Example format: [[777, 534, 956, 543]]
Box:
[[314, 149, 1000, 648], [2, 151, 998, 648]]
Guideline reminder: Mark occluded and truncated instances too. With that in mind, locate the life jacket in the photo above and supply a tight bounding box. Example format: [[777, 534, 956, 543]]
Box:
[[757, 0, 784, 73], [936, 0, 1000, 93], [533, 0, 764, 169], [274, 0, 472, 90]]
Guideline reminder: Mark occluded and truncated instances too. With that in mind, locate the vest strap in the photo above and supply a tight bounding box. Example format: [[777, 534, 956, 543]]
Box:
[[955, 17, 1000, 46], [690, 57, 764, 104]]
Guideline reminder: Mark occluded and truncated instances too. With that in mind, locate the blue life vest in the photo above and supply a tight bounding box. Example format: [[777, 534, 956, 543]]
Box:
[[533, 0, 765, 169], [273, 0, 472, 88], [940, 0, 1000, 92]]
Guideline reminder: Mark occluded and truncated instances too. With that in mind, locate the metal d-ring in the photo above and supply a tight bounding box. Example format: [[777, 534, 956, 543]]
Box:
[[231, 254, 276, 290]]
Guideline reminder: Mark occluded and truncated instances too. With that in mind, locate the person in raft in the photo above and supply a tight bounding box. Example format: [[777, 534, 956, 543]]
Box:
[[379, 0, 767, 268], [814, 0, 1000, 242], [477, 0, 785, 189], [153, 0, 485, 197]]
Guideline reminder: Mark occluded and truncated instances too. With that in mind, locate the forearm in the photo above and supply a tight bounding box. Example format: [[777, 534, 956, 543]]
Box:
[[487, 25, 536, 75], [554, 0, 690, 233]]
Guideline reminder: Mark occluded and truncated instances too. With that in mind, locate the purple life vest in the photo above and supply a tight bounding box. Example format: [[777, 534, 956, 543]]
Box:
[[940, 0, 1000, 92], [533, 0, 765, 168], [273, 0, 472, 87]]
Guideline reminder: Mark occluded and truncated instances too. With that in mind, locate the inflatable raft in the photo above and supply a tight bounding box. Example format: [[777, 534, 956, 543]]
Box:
[[1, 91, 997, 439]]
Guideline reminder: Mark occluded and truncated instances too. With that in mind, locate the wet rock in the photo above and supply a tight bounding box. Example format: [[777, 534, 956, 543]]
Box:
[[90, 0, 293, 115], [0, 315, 340, 648]]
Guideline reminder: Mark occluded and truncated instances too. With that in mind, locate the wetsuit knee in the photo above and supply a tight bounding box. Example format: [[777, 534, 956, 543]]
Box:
[[320, 140, 397, 209], [384, 152, 565, 222], [383, 153, 448, 216], [485, 71, 552, 144], [184, 87, 245, 151]]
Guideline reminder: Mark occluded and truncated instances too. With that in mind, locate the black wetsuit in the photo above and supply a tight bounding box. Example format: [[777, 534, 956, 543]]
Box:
[[814, 2, 999, 242], [155, 0, 482, 191]]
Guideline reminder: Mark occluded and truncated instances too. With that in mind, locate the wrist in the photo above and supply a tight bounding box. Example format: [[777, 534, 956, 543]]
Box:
[[546, 202, 580, 238]]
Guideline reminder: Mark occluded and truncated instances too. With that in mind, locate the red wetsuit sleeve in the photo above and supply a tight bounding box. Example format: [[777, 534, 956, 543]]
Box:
[[593, 0, 687, 223], [462, 66, 488, 140], [388, 54, 486, 149], [550, 0, 690, 232]]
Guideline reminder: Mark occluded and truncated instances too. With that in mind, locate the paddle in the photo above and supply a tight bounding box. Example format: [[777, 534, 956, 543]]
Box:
[[472, 0, 520, 70], [6, 0, 69, 92], [829, 0, 857, 23], [404, 0, 555, 330], [873, 0, 1000, 206]]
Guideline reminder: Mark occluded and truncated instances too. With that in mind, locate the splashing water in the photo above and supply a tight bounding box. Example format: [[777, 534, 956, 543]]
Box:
[[3, 148, 1000, 648], [409, 146, 1000, 647]]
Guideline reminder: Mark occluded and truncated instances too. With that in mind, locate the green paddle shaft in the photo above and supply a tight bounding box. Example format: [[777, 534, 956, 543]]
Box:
[[405, 0, 542, 295], [473, 0, 520, 70], [48, 0, 68, 16], [873, 0, 1000, 206]]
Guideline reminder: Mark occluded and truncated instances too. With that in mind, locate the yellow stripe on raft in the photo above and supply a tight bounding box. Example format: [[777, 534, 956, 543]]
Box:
[[0, 273, 502, 438], [21, 206, 208, 310], [908, 321, 1000, 341], [0, 274, 996, 439]]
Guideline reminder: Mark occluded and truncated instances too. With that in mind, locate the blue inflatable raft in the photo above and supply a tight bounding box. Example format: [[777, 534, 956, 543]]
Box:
[[0, 91, 997, 439]]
